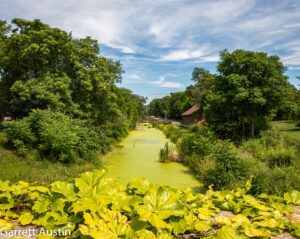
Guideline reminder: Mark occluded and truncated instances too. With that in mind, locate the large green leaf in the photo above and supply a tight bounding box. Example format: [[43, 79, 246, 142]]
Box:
[[142, 186, 184, 219], [19, 212, 34, 225], [80, 209, 131, 238], [284, 191, 300, 205], [75, 169, 107, 197], [51, 181, 77, 201], [217, 225, 247, 239]]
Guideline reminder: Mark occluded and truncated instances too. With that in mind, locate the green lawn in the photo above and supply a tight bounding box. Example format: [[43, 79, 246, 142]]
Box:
[[0, 132, 98, 184], [272, 120, 300, 143], [0, 147, 98, 184]]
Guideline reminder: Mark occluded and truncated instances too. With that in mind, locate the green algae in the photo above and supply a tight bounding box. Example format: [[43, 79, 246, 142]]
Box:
[[104, 125, 201, 190]]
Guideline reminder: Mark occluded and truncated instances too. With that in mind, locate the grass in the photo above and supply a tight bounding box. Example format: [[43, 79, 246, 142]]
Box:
[[0, 132, 98, 184], [272, 120, 300, 143]]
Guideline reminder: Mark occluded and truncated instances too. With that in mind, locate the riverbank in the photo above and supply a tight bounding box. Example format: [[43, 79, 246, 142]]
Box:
[[104, 124, 201, 189]]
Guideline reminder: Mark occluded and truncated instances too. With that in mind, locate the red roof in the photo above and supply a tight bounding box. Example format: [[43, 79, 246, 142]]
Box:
[[181, 106, 200, 116]]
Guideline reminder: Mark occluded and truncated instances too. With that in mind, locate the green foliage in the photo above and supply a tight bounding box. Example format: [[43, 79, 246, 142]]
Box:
[[0, 18, 146, 162], [0, 146, 97, 183], [158, 124, 300, 195], [148, 91, 192, 120], [205, 49, 292, 138], [0, 170, 299, 238], [3, 110, 101, 162], [204, 142, 248, 189], [159, 142, 178, 163], [265, 147, 296, 168], [250, 166, 300, 196]]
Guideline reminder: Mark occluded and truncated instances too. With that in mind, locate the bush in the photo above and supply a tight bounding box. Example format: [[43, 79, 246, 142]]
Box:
[[0, 132, 8, 146], [240, 139, 266, 160], [204, 142, 247, 189], [265, 147, 296, 168], [157, 123, 300, 196], [250, 166, 300, 195], [178, 126, 216, 159], [3, 110, 101, 162]]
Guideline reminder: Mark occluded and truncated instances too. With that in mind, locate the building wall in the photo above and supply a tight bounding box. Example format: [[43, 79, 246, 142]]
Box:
[[182, 111, 202, 125]]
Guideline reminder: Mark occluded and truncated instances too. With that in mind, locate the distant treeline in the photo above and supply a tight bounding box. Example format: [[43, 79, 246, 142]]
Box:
[[149, 49, 300, 138]]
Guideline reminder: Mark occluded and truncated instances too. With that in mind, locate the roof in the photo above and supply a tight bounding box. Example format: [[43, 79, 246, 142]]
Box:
[[181, 106, 200, 116]]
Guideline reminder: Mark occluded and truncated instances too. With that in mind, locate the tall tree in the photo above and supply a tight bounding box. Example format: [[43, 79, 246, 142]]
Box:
[[0, 19, 122, 124], [205, 49, 290, 138]]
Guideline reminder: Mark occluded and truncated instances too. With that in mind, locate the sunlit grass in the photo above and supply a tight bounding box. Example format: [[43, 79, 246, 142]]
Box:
[[0, 131, 98, 184], [272, 120, 300, 143]]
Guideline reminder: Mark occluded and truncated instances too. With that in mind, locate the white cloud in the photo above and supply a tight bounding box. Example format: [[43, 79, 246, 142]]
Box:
[[1, 0, 300, 66], [150, 76, 183, 88], [160, 49, 205, 61], [124, 73, 142, 83]]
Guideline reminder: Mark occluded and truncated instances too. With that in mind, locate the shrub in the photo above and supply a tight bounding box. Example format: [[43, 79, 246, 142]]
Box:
[[3, 110, 101, 162], [177, 125, 216, 160], [240, 139, 266, 160], [265, 147, 296, 168], [4, 119, 36, 147], [260, 127, 294, 148], [204, 142, 246, 189], [191, 156, 216, 181], [250, 166, 300, 195], [0, 132, 8, 146]]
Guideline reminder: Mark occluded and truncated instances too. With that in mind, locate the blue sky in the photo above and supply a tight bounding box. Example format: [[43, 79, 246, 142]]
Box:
[[1, 0, 300, 101]]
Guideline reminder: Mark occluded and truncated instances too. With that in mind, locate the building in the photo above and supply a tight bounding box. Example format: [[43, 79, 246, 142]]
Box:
[[181, 106, 203, 125]]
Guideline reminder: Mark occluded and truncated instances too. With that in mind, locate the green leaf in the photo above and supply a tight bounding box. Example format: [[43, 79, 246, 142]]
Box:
[[0, 219, 13, 231], [73, 197, 99, 213], [215, 215, 232, 225], [136, 206, 172, 230], [32, 196, 50, 213], [51, 181, 77, 201], [253, 218, 279, 228], [127, 178, 153, 195], [243, 195, 270, 211], [284, 190, 300, 205], [243, 224, 271, 237], [75, 169, 106, 197], [130, 217, 148, 231], [217, 225, 246, 239], [194, 220, 211, 232], [80, 209, 131, 238], [142, 186, 184, 219], [19, 212, 34, 225]]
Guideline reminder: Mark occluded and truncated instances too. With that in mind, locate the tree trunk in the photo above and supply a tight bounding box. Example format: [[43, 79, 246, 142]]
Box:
[[250, 118, 255, 137]]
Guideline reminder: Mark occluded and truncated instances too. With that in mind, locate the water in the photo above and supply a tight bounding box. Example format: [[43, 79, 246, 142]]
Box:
[[104, 125, 201, 189]]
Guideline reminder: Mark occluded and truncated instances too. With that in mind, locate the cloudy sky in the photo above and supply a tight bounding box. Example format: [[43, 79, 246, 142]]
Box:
[[1, 0, 300, 100]]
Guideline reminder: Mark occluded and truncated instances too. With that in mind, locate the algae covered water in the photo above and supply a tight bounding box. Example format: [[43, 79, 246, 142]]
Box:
[[104, 124, 201, 189]]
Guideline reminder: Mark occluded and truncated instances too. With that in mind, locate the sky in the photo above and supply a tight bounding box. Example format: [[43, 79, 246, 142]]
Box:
[[1, 0, 300, 101]]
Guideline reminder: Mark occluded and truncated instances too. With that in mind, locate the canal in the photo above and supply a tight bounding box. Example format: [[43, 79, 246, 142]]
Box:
[[104, 124, 201, 189]]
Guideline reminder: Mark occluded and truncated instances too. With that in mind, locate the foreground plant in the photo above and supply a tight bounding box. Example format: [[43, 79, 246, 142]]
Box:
[[0, 170, 299, 238]]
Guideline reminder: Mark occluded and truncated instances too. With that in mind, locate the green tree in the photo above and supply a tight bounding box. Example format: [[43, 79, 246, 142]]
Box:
[[0, 18, 122, 123], [0, 18, 146, 160], [205, 49, 291, 138]]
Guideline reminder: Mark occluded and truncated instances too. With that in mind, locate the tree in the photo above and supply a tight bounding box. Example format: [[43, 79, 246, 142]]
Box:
[[148, 92, 191, 120], [167, 92, 191, 120], [189, 67, 216, 113], [0, 19, 146, 160], [204, 49, 291, 138], [0, 19, 122, 124]]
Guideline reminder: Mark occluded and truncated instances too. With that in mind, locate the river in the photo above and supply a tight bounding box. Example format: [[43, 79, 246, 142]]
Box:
[[104, 124, 201, 189]]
